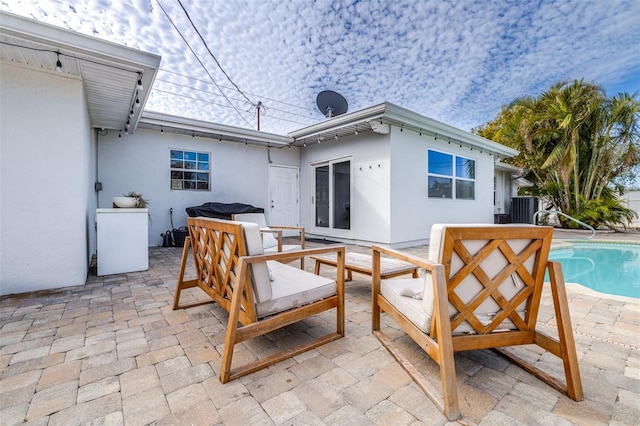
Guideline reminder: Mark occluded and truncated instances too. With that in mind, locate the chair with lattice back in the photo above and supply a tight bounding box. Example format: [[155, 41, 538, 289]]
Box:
[[174, 217, 345, 382], [372, 224, 583, 421]]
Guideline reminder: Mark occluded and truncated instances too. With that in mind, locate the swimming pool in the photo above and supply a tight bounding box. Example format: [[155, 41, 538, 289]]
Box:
[[549, 242, 640, 298]]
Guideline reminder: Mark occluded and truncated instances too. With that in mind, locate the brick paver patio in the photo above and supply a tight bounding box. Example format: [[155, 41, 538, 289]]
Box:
[[1, 231, 639, 425]]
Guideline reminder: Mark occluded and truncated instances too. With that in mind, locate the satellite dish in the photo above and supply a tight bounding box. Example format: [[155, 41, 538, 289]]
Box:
[[316, 90, 348, 118]]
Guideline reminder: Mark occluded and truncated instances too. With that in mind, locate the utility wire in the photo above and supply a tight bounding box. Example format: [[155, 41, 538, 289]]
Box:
[[158, 68, 317, 114], [176, 0, 254, 107], [155, 77, 317, 120], [151, 89, 311, 127], [154, 0, 253, 128]]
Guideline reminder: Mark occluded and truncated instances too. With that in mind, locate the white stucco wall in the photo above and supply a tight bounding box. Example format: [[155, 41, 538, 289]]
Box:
[[97, 128, 299, 246], [622, 191, 640, 228], [494, 170, 512, 215], [298, 126, 498, 247], [299, 131, 391, 244], [0, 63, 91, 296], [388, 128, 496, 247]]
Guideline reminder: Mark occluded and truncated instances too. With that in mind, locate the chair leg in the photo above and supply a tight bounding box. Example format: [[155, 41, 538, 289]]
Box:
[[547, 261, 584, 401], [431, 270, 460, 421], [173, 238, 192, 310], [220, 268, 245, 384], [372, 251, 381, 331], [173, 237, 215, 310], [374, 329, 459, 421], [494, 262, 584, 402]]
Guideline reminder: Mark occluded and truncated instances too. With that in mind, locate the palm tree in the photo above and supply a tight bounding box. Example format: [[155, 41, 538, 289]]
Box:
[[475, 80, 640, 228]]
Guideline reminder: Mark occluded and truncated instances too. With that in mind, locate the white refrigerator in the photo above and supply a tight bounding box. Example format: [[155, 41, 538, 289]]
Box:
[[96, 208, 149, 276]]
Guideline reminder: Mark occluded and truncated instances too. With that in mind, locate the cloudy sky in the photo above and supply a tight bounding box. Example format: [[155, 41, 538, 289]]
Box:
[[3, 0, 639, 135]]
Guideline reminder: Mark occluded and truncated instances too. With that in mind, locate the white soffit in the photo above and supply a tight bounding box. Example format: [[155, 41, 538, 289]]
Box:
[[139, 111, 293, 147], [289, 101, 519, 158], [0, 11, 160, 131]]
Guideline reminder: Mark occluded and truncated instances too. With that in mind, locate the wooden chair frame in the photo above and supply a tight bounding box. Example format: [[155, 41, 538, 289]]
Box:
[[174, 217, 345, 383], [372, 225, 583, 421]]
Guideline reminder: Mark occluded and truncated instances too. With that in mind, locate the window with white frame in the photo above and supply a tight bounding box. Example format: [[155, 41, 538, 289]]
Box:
[[170, 149, 210, 190], [427, 149, 475, 199]]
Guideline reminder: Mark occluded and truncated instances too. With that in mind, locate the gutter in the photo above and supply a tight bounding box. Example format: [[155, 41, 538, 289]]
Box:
[[288, 101, 518, 158], [140, 111, 293, 146]]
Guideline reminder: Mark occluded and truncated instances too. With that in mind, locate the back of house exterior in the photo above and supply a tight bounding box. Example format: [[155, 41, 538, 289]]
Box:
[[1, 12, 520, 296]]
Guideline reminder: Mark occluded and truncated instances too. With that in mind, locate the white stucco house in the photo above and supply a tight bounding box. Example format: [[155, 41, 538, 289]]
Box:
[[1, 12, 518, 296]]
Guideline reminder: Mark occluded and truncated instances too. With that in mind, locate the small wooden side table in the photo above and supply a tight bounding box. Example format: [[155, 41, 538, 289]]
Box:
[[310, 251, 420, 281]]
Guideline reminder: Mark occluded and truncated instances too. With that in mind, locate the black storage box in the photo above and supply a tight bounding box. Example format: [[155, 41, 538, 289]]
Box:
[[185, 202, 264, 220], [172, 227, 189, 247]]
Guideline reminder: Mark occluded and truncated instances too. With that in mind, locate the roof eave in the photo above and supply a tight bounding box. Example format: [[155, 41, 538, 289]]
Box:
[[139, 111, 293, 147], [288, 102, 387, 140], [0, 11, 161, 131], [289, 101, 519, 158]]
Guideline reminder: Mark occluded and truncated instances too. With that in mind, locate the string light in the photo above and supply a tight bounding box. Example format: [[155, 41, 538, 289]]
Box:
[[160, 126, 164, 134], [118, 130, 122, 138], [0, 41, 150, 135], [55, 51, 62, 72]]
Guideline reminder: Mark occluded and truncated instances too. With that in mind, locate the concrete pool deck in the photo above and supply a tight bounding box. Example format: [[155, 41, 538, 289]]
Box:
[[0, 229, 638, 425]]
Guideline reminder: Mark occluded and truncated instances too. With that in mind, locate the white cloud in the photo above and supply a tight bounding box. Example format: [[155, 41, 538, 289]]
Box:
[[2, 0, 638, 134]]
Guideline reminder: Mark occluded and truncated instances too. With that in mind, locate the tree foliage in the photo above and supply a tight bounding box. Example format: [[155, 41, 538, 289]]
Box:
[[474, 80, 640, 229]]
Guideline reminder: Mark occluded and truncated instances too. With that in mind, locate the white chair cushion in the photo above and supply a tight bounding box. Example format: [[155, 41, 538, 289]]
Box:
[[381, 277, 433, 333], [236, 221, 272, 303], [233, 213, 268, 227], [261, 228, 279, 249], [256, 260, 336, 318]]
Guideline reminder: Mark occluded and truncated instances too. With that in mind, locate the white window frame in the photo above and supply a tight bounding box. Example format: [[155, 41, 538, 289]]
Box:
[[427, 149, 476, 200], [170, 149, 210, 191]]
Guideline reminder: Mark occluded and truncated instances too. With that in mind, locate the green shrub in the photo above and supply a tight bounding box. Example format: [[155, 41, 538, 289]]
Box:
[[567, 196, 637, 229]]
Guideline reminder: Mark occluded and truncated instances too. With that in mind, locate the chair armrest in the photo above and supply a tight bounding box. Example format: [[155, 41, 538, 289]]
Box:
[[267, 225, 304, 232], [241, 245, 343, 265], [372, 245, 439, 272], [266, 225, 305, 249]]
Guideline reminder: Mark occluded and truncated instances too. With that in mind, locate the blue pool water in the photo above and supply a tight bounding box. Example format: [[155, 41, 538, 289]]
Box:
[[549, 242, 640, 298]]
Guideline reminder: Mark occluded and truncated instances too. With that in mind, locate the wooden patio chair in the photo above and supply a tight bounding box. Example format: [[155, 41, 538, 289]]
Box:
[[173, 217, 345, 383], [232, 212, 306, 268], [372, 224, 583, 421]]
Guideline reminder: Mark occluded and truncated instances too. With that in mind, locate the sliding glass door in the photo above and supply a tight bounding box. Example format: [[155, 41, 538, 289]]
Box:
[[312, 157, 352, 234]]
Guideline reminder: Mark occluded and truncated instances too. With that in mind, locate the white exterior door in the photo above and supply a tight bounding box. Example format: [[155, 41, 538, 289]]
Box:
[[269, 165, 299, 233]]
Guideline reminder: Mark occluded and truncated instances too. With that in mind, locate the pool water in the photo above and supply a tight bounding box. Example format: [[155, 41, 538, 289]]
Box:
[[549, 242, 640, 298]]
